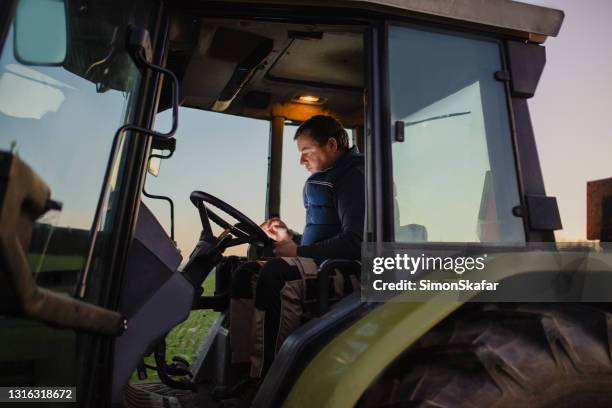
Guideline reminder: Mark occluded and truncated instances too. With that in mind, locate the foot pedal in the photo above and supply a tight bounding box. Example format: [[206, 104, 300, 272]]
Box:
[[124, 383, 195, 408]]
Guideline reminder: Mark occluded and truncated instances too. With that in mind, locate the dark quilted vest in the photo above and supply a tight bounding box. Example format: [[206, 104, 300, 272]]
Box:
[[301, 146, 363, 246]]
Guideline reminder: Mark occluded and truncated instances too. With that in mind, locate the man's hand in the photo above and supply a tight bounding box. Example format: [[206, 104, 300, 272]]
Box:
[[261, 217, 298, 256], [260, 217, 294, 242], [273, 238, 298, 257]]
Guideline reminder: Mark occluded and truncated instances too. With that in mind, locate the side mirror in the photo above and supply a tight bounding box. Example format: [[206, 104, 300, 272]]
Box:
[[147, 152, 162, 177], [14, 0, 67, 66], [147, 137, 176, 177]]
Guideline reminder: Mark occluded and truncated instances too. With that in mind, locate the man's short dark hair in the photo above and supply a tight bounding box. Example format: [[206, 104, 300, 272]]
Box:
[[294, 115, 349, 151]]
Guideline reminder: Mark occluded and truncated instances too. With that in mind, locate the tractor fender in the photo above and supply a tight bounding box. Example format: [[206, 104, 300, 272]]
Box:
[[284, 249, 612, 407]]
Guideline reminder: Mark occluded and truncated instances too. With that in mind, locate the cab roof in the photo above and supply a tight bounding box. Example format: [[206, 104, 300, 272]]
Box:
[[206, 0, 564, 42], [168, 0, 564, 124]]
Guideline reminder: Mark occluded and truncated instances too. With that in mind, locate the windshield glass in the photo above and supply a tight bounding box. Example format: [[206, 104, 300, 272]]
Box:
[[0, 0, 155, 293]]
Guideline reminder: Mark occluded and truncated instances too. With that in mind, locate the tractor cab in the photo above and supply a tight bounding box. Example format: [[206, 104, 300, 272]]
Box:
[[0, 1, 582, 407]]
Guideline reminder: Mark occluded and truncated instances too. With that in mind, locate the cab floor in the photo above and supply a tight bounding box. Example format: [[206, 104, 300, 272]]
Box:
[[124, 382, 222, 408]]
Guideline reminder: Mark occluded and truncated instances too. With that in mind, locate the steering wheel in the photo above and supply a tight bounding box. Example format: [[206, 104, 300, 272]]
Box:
[[189, 190, 270, 249]]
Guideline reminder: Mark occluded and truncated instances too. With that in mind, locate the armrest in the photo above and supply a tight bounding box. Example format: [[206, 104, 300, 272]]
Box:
[[317, 259, 361, 316]]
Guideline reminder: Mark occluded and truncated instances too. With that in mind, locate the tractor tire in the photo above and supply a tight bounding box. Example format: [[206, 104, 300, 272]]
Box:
[[358, 303, 612, 408]]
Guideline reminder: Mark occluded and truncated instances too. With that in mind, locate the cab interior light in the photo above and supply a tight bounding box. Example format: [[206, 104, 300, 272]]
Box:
[[295, 95, 324, 104]]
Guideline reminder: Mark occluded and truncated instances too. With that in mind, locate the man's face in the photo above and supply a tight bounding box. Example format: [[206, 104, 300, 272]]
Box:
[[296, 131, 341, 174]]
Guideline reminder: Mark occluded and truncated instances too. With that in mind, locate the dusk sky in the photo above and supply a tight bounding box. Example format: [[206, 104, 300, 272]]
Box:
[[524, 0, 612, 240]]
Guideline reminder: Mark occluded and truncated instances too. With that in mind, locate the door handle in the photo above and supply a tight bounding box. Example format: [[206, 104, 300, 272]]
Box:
[[395, 120, 405, 142]]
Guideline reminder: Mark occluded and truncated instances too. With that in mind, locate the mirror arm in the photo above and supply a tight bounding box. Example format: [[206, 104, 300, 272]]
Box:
[[143, 150, 176, 242], [142, 187, 175, 242]]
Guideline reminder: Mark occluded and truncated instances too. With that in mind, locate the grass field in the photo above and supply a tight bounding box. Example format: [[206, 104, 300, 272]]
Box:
[[130, 274, 219, 383]]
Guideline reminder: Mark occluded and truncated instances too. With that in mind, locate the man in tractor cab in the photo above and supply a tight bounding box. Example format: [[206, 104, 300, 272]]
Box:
[[228, 115, 365, 387]]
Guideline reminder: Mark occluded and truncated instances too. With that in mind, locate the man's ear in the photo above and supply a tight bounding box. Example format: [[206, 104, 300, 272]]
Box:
[[327, 137, 338, 152]]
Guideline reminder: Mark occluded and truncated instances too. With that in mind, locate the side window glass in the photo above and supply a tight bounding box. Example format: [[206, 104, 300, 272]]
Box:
[[0, 1, 154, 293], [388, 25, 525, 243], [144, 108, 270, 258]]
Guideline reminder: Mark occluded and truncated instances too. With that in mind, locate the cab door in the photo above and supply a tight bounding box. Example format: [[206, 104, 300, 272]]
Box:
[[0, 1, 164, 406], [382, 23, 526, 245]]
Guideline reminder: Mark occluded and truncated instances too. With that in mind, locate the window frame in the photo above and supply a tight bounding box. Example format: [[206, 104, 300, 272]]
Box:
[[74, 4, 168, 407], [67, 2, 167, 305], [0, 1, 16, 52]]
